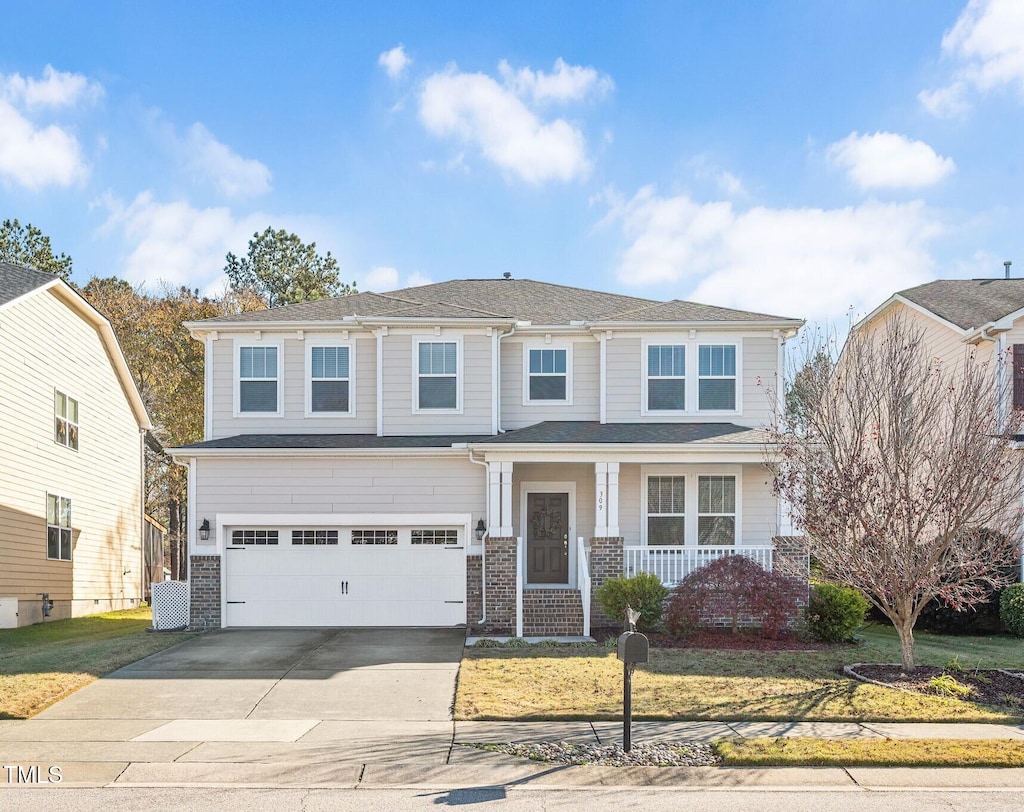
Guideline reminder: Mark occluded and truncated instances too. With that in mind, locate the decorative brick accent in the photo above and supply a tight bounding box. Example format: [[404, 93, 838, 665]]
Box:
[[773, 535, 811, 614], [189, 555, 221, 630], [466, 554, 482, 626], [522, 589, 583, 636], [589, 536, 624, 626], [475, 536, 517, 634]]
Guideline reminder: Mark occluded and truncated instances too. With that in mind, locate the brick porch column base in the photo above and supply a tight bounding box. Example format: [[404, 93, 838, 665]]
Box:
[[476, 537, 517, 634], [189, 555, 221, 630], [589, 536, 624, 627]]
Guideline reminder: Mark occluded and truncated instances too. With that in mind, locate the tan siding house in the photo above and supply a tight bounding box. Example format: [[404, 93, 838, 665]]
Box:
[[0, 262, 152, 626]]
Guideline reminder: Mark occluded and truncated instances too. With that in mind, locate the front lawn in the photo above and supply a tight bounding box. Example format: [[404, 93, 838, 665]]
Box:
[[0, 607, 198, 719], [717, 737, 1024, 768], [455, 625, 1024, 722]]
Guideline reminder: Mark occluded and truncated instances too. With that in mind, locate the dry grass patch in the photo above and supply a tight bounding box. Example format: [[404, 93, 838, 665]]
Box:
[[455, 627, 1024, 723], [0, 607, 198, 719], [717, 737, 1024, 767]]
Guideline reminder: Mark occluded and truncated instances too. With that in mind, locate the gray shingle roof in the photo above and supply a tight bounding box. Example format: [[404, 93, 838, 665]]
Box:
[[199, 278, 802, 326], [177, 422, 768, 451], [0, 261, 57, 308], [898, 279, 1024, 331]]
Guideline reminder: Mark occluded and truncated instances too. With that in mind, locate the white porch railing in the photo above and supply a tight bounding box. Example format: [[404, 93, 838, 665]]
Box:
[[576, 536, 591, 638], [623, 545, 774, 586]]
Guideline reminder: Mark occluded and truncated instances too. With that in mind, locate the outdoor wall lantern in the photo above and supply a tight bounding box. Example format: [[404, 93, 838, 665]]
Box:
[[475, 518, 486, 541], [199, 519, 211, 541]]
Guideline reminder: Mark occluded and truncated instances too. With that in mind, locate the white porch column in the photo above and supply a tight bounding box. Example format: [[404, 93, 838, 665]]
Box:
[[607, 462, 620, 537], [488, 463, 501, 536], [594, 462, 608, 537], [499, 462, 514, 537]]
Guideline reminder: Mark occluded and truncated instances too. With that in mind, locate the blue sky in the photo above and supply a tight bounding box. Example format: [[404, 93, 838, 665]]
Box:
[[1, 0, 1022, 322]]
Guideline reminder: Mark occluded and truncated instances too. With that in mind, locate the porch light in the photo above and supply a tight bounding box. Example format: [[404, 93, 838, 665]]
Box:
[[199, 519, 211, 541], [475, 519, 486, 541]]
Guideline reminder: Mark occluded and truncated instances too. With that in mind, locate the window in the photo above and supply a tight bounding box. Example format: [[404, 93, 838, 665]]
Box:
[[646, 476, 685, 545], [352, 529, 398, 545], [527, 348, 568, 402], [231, 529, 279, 545], [698, 345, 737, 410], [411, 529, 459, 546], [309, 345, 351, 414], [698, 476, 736, 545], [646, 345, 686, 411], [54, 390, 79, 449], [239, 345, 280, 413], [46, 493, 72, 561], [292, 529, 339, 545], [417, 341, 458, 410], [1013, 344, 1024, 410]]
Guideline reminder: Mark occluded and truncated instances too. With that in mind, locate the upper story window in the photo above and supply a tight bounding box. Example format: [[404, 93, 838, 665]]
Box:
[[526, 347, 570, 403], [416, 340, 459, 411], [46, 493, 72, 561], [54, 390, 79, 450], [697, 475, 736, 545], [698, 344, 737, 411], [236, 343, 282, 416], [308, 344, 352, 414], [646, 345, 686, 411], [1013, 344, 1024, 410]]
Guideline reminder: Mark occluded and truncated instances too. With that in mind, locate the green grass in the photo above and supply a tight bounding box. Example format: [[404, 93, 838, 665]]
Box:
[[455, 624, 1024, 723], [716, 737, 1024, 767], [0, 607, 198, 719]]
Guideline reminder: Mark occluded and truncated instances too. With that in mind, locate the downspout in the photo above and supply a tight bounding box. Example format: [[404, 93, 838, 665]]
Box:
[[467, 451, 489, 624], [140, 429, 147, 608], [494, 324, 516, 432]]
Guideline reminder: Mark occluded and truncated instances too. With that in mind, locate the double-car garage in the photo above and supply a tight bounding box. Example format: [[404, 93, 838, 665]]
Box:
[[219, 514, 469, 627]]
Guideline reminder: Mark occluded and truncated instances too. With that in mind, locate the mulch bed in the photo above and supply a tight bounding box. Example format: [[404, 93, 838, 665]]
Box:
[[851, 663, 1024, 710]]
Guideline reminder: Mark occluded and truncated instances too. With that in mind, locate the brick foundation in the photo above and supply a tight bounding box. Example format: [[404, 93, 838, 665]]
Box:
[[589, 536, 624, 627], [189, 555, 221, 630], [474, 536, 517, 634], [523, 589, 584, 636], [466, 554, 482, 626]]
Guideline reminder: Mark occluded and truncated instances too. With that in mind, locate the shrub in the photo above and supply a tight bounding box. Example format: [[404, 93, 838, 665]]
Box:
[[804, 583, 869, 642], [596, 572, 669, 631], [929, 674, 972, 699], [663, 554, 804, 639], [1000, 583, 1024, 638], [917, 559, 1017, 635]]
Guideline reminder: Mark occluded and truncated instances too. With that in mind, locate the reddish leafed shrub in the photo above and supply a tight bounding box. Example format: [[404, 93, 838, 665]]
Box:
[[664, 554, 804, 639]]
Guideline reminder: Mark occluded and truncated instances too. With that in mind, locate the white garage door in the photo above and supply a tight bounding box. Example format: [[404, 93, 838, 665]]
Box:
[[223, 522, 466, 627]]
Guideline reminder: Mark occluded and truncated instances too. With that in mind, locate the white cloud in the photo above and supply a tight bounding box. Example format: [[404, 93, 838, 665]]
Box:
[[826, 131, 955, 189], [379, 45, 412, 79], [418, 60, 605, 183], [921, 0, 1024, 115], [497, 57, 613, 104], [361, 265, 432, 291], [0, 99, 88, 189], [0, 64, 103, 109], [183, 123, 272, 198], [606, 187, 942, 323]]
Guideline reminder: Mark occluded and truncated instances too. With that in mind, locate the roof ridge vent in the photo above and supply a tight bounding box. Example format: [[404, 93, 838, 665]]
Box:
[[503, 272, 512, 280], [1005, 260, 1012, 279]]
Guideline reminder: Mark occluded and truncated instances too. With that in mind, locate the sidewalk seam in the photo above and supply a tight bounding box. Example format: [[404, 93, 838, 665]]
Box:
[[173, 742, 205, 762]]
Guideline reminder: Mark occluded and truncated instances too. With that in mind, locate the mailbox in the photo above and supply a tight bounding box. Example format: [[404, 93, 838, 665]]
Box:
[[616, 631, 649, 664]]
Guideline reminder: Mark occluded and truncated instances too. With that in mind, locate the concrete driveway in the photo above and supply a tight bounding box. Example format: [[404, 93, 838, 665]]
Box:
[[0, 627, 467, 781]]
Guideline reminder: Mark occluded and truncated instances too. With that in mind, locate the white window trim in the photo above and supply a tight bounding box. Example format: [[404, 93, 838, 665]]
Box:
[[522, 341, 574, 406], [45, 491, 73, 562], [305, 340, 356, 418], [696, 474, 739, 546], [639, 464, 742, 546], [233, 338, 284, 418], [412, 336, 464, 414], [53, 387, 81, 450], [696, 340, 742, 416], [641, 336, 688, 415]]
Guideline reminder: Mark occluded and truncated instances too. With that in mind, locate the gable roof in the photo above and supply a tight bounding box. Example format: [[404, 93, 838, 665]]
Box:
[[897, 279, 1024, 331], [0, 261, 60, 309], [195, 278, 802, 327]]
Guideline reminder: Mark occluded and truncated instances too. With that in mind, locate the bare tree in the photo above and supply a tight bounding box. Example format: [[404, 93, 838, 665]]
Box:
[[769, 314, 1023, 671]]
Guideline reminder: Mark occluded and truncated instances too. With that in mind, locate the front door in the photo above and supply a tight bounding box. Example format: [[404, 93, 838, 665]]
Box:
[[526, 492, 569, 584]]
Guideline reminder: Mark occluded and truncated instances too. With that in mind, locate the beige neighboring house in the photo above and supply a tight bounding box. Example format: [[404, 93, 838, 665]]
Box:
[[0, 261, 152, 627], [858, 275, 1024, 580]]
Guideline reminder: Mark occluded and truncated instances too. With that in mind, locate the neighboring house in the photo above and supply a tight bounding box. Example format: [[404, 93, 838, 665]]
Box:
[[170, 278, 804, 635], [858, 276, 1024, 581], [0, 262, 152, 627]]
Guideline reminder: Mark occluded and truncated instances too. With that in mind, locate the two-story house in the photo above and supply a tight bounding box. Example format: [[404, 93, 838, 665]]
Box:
[[171, 278, 804, 635], [858, 276, 1024, 582], [0, 261, 152, 626]]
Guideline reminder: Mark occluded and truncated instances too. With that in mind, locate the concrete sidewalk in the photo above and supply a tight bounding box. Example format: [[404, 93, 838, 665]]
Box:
[[2, 718, 1024, 790]]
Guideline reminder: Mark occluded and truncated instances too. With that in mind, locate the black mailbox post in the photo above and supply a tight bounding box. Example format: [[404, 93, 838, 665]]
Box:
[[616, 607, 649, 752]]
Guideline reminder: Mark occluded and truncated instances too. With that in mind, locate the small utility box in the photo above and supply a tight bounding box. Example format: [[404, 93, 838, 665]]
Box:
[[0, 598, 17, 629], [617, 631, 649, 665]]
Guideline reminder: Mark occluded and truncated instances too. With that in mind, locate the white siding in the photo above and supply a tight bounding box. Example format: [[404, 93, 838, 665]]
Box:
[[0, 289, 142, 625], [194, 455, 486, 547], [511, 462, 595, 543], [501, 339, 600, 429]]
